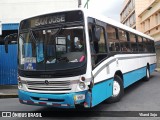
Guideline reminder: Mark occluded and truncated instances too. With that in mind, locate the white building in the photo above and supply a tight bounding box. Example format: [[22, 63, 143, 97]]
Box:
[[0, 0, 84, 39]]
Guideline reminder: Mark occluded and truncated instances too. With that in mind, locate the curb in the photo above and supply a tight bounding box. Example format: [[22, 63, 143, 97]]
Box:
[[0, 94, 18, 99]]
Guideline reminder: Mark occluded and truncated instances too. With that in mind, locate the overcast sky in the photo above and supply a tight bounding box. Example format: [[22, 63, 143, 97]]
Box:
[[82, 0, 124, 21]]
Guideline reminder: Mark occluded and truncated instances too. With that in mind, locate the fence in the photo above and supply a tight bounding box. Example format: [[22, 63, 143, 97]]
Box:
[[0, 44, 17, 85]]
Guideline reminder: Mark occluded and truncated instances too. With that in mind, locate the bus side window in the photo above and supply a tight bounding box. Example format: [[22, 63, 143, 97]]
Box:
[[138, 36, 144, 52], [119, 29, 130, 52], [88, 24, 107, 67], [106, 24, 120, 52], [149, 40, 155, 53], [130, 33, 138, 52], [143, 38, 149, 52]]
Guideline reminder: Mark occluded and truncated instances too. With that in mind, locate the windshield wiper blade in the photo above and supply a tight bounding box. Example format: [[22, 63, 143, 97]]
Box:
[[29, 29, 37, 43]]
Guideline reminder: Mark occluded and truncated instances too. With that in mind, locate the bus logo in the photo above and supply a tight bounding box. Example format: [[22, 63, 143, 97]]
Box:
[[44, 80, 49, 85]]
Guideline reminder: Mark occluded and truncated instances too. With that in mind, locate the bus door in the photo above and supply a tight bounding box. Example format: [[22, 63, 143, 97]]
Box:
[[87, 23, 113, 107]]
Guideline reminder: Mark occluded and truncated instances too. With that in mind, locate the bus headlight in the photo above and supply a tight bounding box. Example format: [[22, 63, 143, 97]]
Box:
[[79, 82, 86, 90]]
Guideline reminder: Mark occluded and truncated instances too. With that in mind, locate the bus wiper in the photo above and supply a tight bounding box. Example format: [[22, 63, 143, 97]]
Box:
[[29, 29, 37, 43]]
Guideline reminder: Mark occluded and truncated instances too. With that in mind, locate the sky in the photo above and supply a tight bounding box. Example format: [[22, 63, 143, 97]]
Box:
[[82, 0, 124, 21]]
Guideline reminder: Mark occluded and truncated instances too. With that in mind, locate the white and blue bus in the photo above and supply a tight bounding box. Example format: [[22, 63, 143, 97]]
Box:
[[17, 9, 156, 108]]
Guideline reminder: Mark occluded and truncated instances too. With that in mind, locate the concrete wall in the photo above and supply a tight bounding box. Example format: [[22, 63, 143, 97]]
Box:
[[135, 0, 150, 30], [0, 0, 78, 23], [138, 1, 160, 42]]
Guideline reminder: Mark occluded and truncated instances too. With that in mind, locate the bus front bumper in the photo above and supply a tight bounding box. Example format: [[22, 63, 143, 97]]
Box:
[[18, 90, 90, 108]]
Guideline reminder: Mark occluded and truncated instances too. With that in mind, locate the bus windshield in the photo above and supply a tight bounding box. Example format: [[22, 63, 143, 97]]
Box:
[[18, 25, 86, 71]]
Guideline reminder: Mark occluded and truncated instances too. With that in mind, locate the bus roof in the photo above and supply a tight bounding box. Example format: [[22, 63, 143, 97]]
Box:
[[20, 8, 154, 41], [84, 9, 154, 41]]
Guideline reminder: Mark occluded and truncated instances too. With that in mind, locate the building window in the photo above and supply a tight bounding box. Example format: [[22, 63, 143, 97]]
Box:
[[130, 13, 134, 26], [128, 1, 133, 13], [148, 19, 150, 30], [155, 14, 158, 25], [142, 22, 145, 32], [158, 12, 160, 24], [126, 19, 129, 26], [133, 12, 136, 24], [132, 0, 135, 7]]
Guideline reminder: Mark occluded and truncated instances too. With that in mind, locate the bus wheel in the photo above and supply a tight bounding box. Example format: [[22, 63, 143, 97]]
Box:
[[144, 67, 150, 81], [106, 75, 124, 103]]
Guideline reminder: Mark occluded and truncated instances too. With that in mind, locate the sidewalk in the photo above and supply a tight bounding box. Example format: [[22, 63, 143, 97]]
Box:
[[0, 85, 18, 99], [155, 68, 160, 72]]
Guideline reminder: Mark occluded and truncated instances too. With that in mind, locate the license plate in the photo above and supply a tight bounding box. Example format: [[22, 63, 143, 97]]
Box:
[[75, 94, 85, 101]]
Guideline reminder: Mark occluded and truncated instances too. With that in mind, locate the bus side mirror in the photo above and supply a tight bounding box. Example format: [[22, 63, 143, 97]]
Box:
[[93, 27, 101, 42]]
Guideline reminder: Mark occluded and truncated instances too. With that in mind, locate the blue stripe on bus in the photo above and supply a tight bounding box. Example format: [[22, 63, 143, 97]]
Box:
[[18, 90, 87, 108], [150, 63, 156, 73], [92, 79, 113, 107], [91, 63, 156, 106], [123, 63, 156, 88]]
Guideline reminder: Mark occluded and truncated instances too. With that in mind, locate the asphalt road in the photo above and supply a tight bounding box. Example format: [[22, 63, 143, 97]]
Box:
[[0, 72, 160, 120]]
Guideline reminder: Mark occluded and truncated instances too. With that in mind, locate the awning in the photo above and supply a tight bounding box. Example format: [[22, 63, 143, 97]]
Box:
[[2, 23, 19, 30]]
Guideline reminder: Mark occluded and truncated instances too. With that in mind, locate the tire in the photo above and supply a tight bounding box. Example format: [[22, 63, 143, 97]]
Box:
[[144, 67, 150, 81], [106, 75, 124, 103]]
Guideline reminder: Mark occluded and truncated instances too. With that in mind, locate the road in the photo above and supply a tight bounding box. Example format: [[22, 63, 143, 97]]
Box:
[[0, 72, 160, 120]]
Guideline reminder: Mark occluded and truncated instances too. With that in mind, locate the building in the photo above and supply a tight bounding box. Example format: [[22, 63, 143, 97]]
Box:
[[138, 0, 160, 68], [120, 0, 150, 30], [0, 0, 82, 40], [138, 0, 160, 41], [121, 0, 160, 68]]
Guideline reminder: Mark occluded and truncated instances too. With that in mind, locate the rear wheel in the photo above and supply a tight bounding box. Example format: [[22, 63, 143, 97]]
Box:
[[107, 75, 124, 103]]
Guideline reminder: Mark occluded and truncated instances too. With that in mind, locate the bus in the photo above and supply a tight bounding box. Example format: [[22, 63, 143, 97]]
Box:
[[17, 9, 156, 108]]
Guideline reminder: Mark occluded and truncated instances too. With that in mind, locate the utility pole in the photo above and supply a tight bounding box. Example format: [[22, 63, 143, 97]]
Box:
[[84, 0, 90, 9]]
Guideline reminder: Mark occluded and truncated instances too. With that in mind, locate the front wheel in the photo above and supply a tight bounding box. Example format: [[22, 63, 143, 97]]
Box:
[[106, 75, 124, 103]]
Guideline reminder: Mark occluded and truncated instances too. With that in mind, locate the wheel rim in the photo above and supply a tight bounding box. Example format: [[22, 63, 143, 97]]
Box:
[[147, 69, 150, 78], [113, 81, 120, 97]]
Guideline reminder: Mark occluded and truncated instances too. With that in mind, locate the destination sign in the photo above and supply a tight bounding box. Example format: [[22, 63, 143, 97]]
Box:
[[35, 15, 65, 27], [20, 10, 84, 29]]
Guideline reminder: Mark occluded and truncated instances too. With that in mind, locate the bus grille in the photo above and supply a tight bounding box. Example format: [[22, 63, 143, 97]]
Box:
[[26, 80, 71, 91]]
